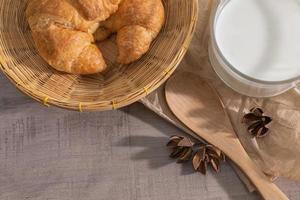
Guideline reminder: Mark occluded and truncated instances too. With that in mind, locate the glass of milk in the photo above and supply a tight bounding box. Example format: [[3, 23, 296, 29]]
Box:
[[209, 0, 300, 97]]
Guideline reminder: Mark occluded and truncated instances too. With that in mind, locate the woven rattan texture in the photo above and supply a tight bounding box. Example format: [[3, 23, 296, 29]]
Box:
[[0, 0, 198, 111]]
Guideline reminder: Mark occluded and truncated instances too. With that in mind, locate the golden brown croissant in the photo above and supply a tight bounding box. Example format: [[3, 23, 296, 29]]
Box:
[[26, 0, 121, 74], [94, 0, 165, 64]]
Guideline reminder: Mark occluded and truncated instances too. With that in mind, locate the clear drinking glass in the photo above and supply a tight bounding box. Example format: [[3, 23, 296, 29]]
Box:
[[208, 0, 300, 97]]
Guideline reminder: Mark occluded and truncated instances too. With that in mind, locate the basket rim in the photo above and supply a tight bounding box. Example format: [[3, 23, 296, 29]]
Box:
[[0, 0, 199, 112]]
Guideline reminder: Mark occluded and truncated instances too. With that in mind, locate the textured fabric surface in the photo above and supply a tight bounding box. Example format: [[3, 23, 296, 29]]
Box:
[[0, 72, 266, 200]]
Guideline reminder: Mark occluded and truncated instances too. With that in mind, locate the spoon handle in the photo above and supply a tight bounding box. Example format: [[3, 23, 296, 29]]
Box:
[[224, 142, 288, 200]]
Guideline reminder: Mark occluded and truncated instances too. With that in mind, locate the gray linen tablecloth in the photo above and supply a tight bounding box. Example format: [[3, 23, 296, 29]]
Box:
[[1, 72, 300, 200]]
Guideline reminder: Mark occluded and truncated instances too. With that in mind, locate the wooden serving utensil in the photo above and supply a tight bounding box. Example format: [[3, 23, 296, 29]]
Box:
[[165, 72, 288, 200]]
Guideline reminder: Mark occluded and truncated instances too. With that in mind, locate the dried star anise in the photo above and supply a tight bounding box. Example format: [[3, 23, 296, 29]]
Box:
[[242, 107, 272, 138], [192, 144, 225, 175], [167, 135, 194, 163], [167, 136, 225, 174]]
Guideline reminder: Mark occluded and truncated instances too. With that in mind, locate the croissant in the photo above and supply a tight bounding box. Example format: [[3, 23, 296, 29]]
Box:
[[26, 0, 121, 74], [94, 0, 165, 64]]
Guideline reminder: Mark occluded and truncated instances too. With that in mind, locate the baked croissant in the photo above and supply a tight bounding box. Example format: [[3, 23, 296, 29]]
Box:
[[26, 0, 121, 74], [94, 0, 165, 64]]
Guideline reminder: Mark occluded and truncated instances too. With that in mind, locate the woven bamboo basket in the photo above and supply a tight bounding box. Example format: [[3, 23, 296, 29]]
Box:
[[0, 0, 198, 111]]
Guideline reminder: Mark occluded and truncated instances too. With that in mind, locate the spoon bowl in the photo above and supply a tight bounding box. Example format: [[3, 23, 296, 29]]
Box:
[[165, 72, 288, 200]]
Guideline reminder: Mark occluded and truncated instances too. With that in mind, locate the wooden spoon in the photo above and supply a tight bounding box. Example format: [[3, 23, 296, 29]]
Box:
[[165, 72, 288, 200]]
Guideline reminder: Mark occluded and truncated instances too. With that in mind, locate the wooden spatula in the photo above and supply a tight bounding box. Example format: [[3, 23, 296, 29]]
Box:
[[165, 72, 288, 200]]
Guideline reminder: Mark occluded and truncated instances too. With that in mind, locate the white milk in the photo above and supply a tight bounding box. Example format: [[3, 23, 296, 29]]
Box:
[[215, 0, 300, 82]]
